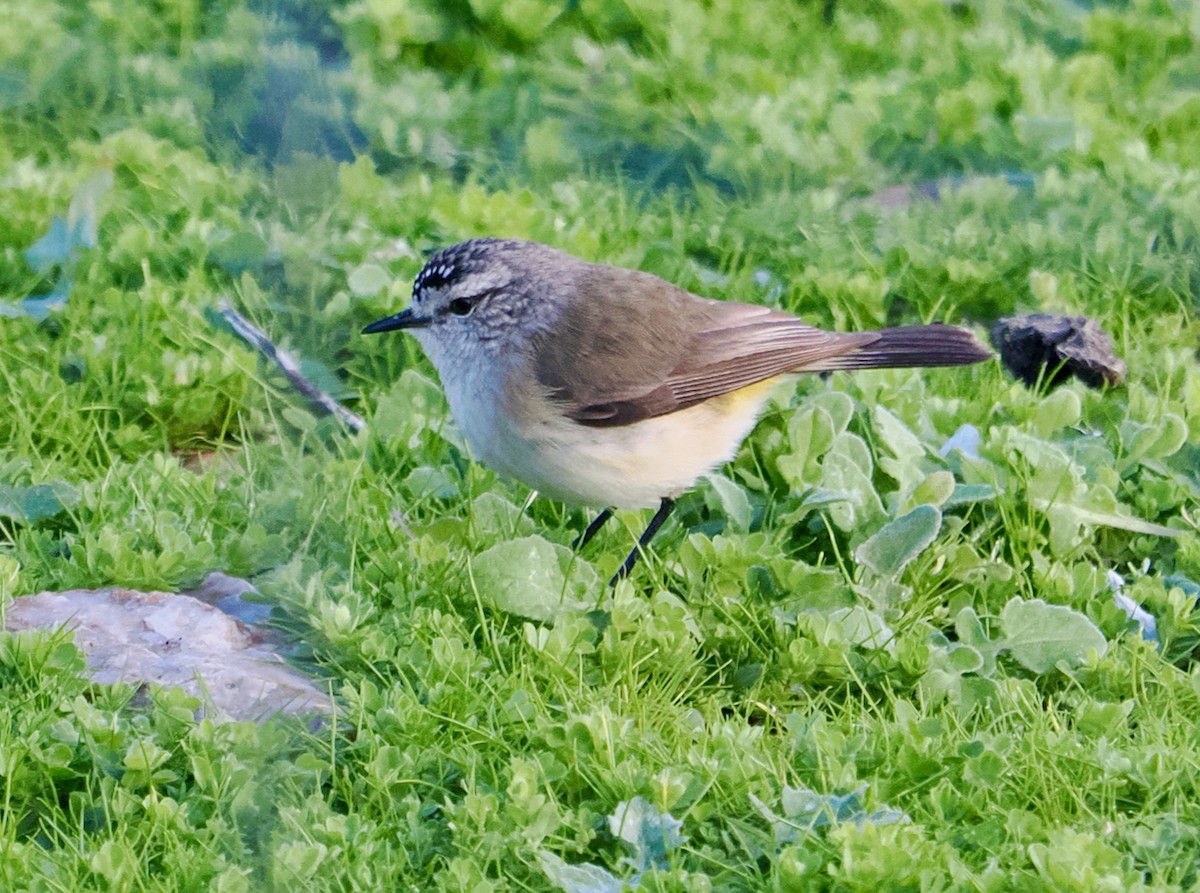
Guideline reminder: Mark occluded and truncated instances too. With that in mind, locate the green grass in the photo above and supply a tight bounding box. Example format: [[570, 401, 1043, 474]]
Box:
[[2, 0, 1200, 890]]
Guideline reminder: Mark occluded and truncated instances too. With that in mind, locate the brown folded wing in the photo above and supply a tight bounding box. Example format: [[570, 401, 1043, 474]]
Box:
[[532, 265, 880, 428]]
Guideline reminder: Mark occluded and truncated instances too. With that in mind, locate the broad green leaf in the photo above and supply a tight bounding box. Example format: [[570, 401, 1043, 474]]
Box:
[[1146, 414, 1187, 459], [829, 428, 873, 470], [1028, 828, 1137, 890], [810, 390, 855, 433], [878, 454, 923, 503], [1031, 388, 1081, 437], [829, 606, 894, 651], [953, 606, 999, 676], [779, 408, 835, 487], [469, 492, 535, 539], [775, 488, 856, 531], [868, 408, 921, 482], [1003, 429, 1073, 472], [822, 432, 884, 532], [1035, 500, 1179, 539], [954, 606, 989, 647], [0, 481, 80, 524], [903, 471, 956, 511], [401, 465, 458, 500], [855, 505, 942, 577], [873, 405, 924, 465], [779, 392, 855, 487], [853, 577, 911, 614], [1043, 503, 1088, 556], [1123, 414, 1187, 465], [471, 536, 599, 621], [1000, 597, 1108, 673], [943, 483, 996, 508], [702, 473, 751, 530], [945, 644, 984, 674]]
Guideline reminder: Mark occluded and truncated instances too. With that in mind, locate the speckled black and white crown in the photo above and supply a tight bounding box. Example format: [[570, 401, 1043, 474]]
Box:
[[413, 238, 507, 297]]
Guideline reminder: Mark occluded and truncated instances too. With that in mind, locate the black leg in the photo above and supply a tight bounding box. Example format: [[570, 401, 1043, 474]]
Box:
[[573, 508, 614, 550], [609, 497, 675, 586]]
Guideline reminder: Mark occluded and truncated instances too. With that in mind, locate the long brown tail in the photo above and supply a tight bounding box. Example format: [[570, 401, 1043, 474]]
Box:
[[817, 324, 993, 371]]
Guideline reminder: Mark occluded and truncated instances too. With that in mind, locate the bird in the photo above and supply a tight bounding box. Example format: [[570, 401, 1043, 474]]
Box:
[[364, 238, 991, 584]]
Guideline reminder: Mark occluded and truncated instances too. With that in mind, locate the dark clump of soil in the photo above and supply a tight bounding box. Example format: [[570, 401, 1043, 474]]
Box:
[[990, 314, 1126, 390]]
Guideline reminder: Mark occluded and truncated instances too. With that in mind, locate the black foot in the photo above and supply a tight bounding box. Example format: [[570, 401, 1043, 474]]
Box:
[[608, 497, 675, 586]]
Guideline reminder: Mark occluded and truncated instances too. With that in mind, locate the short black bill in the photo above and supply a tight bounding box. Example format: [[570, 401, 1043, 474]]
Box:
[[362, 308, 431, 334]]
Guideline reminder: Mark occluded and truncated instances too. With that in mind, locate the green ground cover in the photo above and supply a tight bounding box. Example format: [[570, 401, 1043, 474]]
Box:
[[2, 0, 1200, 889]]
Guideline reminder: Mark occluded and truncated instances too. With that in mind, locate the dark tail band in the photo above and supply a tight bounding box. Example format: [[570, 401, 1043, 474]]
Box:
[[822, 324, 993, 371]]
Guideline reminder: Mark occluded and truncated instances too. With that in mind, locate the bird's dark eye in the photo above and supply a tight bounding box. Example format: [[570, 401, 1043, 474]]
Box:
[[449, 297, 475, 316]]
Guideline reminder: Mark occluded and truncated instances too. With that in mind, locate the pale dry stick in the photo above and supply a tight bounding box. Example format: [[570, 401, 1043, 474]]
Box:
[[217, 298, 366, 433]]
